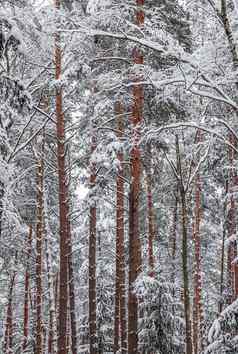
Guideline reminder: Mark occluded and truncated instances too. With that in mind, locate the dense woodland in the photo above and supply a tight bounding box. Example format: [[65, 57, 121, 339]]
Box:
[[2, 0, 238, 353]]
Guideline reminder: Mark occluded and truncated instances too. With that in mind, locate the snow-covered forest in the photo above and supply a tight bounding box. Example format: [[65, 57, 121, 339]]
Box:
[[1, 0, 238, 353]]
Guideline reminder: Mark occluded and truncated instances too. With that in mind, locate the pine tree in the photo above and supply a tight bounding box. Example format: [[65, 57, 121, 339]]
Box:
[[54, 1, 71, 353]]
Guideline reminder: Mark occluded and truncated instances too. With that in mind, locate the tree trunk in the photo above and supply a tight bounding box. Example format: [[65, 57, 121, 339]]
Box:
[[192, 131, 203, 354], [4, 254, 17, 354], [44, 208, 57, 354], [219, 181, 228, 313], [0, 181, 4, 239], [128, 1, 144, 353], [220, 3, 238, 299], [176, 136, 193, 354], [22, 225, 32, 352], [35, 151, 44, 354], [114, 101, 127, 354], [227, 133, 238, 303], [171, 188, 178, 261], [220, 0, 238, 68], [68, 220, 78, 354], [54, 272, 59, 335], [145, 146, 155, 275], [54, 1, 71, 353], [66, 307, 71, 352], [89, 131, 97, 354]]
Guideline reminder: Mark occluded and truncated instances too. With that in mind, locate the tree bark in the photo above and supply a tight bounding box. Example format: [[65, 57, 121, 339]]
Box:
[[22, 225, 32, 352], [54, 1, 71, 353], [4, 254, 17, 354], [170, 187, 178, 293], [89, 131, 97, 354], [220, 0, 238, 68], [219, 181, 228, 313], [44, 212, 57, 354], [217, 0, 238, 301], [114, 101, 127, 354], [227, 133, 238, 303], [176, 136, 193, 354], [68, 220, 78, 354], [192, 131, 203, 354], [35, 149, 44, 354], [145, 146, 155, 275], [128, 2, 144, 353]]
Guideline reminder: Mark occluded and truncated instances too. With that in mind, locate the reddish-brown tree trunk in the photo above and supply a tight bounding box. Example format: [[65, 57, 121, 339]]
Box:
[[89, 131, 97, 354], [22, 225, 33, 352], [54, 1, 71, 353], [35, 152, 44, 354], [114, 102, 127, 354], [128, 2, 144, 353]]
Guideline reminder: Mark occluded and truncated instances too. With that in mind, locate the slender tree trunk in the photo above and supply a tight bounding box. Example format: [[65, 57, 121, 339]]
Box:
[[220, 0, 238, 68], [146, 146, 155, 275], [227, 194, 235, 304], [54, 272, 59, 335], [66, 307, 71, 352], [192, 131, 203, 354], [176, 136, 193, 354], [114, 101, 127, 354], [227, 134, 238, 303], [170, 187, 178, 293], [65, 145, 77, 354], [4, 254, 17, 354], [219, 181, 228, 313], [220, 6, 238, 297], [0, 181, 4, 239], [214, 0, 238, 301], [54, 1, 71, 353], [89, 131, 97, 354], [219, 227, 226, 310], [43, 327, 47, 354], [170, 186, 179, 342], [32, 286, 37, 354], [44, 207, 57, 354], [97, 230, 104, 354], [48, 305, 54, 354], [0, 124, 6, 239], [22, 225, 33, 352], [192, 173, 203, 354], [67, 220, 78, 354], [35, 150, 44, 354], [231, 141, 238, 300], [128, 1, 144, 353]]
